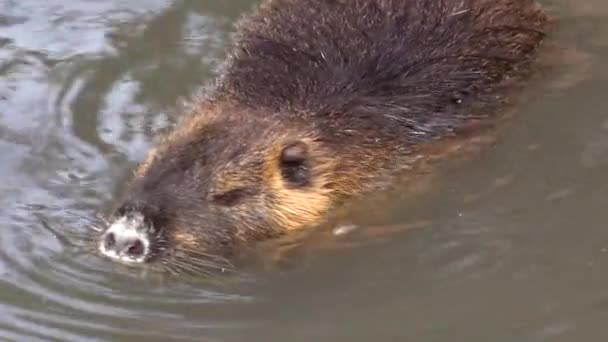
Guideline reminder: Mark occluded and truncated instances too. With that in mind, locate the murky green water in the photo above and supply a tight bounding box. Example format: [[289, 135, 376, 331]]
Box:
[[1, 0, 608, 341]]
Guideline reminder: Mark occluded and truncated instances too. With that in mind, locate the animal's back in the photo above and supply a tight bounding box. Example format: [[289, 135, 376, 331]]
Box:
[[217, 0, 548, 143]]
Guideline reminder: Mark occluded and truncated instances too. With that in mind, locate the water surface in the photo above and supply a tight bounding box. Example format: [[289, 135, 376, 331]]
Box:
[[1, 0, 608, 341]]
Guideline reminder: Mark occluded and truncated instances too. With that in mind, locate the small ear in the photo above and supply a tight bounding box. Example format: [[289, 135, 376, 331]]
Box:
[[281, 141, 308, 163], [279, 141, 310, 187]]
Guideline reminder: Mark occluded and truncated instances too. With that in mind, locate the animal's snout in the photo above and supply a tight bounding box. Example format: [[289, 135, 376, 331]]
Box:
[[103, 232, 146, 258], [98, 214, 150, 264]]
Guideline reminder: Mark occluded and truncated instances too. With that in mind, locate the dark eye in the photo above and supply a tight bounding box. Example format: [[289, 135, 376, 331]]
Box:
[[280, 141, 310, 187], [211, 188, 254, 206]]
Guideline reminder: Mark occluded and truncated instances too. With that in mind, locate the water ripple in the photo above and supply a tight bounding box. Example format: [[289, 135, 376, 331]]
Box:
[[0, 1, 252, 340]]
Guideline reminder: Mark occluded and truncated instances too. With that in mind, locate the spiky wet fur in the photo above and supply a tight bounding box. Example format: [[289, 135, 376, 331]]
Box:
[[103, 0, 550, 270]]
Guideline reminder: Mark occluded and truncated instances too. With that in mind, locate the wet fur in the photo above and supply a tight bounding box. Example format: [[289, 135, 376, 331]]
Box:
[[222, 0, 546, 121], [108, 0, 549, 267]]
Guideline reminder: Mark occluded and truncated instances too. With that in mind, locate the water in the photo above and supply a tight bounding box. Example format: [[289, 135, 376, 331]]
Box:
[[0, 0, 607, 340]]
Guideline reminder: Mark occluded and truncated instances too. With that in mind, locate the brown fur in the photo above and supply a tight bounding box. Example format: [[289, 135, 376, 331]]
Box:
[[102, 0, 550, 267]]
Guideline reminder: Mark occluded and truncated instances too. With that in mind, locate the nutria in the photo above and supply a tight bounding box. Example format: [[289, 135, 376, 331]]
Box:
[[97, 0, 549, 273]]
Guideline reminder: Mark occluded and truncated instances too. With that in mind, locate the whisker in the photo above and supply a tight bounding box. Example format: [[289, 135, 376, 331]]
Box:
[[88, 224, 104, 233], [162, 263, 181, 276], [165, 260, 212, 277], [178, 264, 212, 277], [95, 212, 110, 225], [172, 254, 234, 272], [171, 255, 224, 271], [171, 246, 223, 259], [172, 247, 234, 266]]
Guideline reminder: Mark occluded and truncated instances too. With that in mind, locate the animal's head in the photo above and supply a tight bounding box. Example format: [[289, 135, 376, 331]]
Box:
[[96, 105, 345, 274]]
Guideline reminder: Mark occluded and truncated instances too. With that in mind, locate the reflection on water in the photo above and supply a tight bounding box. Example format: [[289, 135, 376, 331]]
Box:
[[0, 1, 254, 341], [1, 0, 608, 340]]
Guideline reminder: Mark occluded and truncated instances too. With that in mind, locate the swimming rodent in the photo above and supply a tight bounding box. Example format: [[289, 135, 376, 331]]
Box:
[[97, 0, 549, 274]]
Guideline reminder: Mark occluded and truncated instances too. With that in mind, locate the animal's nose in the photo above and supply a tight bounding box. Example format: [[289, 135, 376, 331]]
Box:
[[103, 232, 146, 258], [98, 214, 150, 263]]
